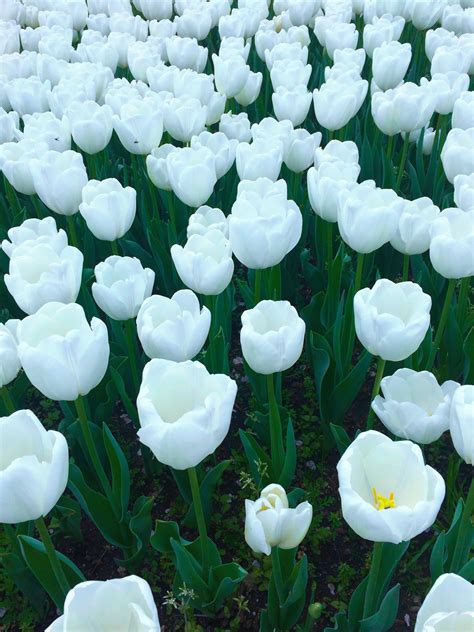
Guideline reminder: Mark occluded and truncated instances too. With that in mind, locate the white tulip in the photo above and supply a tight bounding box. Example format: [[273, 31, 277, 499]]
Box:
[[20, 112, 71, 152], [167, 146, 217, 208], [0, 108, 18, 144], [79, 179, 136, 242], [219, 36, 250, 62], [363, 14, 405, 58], [0, 320, 20, 389], [187, 205, 228, 239], [66, 101, 113, 155], [390, 197, 440, 255], [219, 111, 252, 142], [308, 161, 360, 223], [441, 128, 474, 183], [251, 117, 294, 160], [2, 217, 67, 259], [272, 85, 312, 127], [137, 290, 210, 362], [372, 369, 459, 444], [431, 44, 470, 75], [270, 59, 312, 90], [163, 96, 207, 143], [354, 279, 431, 362], [212, 53, 251, 98], [245, 484, 312, 555], [337, 430, 445, 543], [452, 91, 474, 130], [92, 256, 155, 321], [325, 22, 358, 60], [235, 70, 262, 107], [285, 129, 321, 173], [313, 78, 368, 131], [450, 385, 474, 465], [454, 174, 474, 211], [429, 208, 474, 279], [190, 131, 238, 180], [137, 358, 237, 469], [372, 41, 411, 91], [0, 138, 49, 196], [371, 82, 435, 135], [236, 139, 283, 182], [5, 76, 50, 116], [313, 139, 359, 167], [146, 145, 176, 192], [17, 302, 109, 401], [165, 36, 208, 72], [423, 71, 470, 116], [113, 98, 163, 155], [415, 573, 474, 632], [0, 409, 69, 524]]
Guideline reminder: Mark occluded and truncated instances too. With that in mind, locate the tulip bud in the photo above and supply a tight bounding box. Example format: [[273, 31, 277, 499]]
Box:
[[171, 229, 234, 296], [17, 302, 109, 401], [167, 146, 217, 208], [137, 358, 237, 469], [92, 256, 155, 321], [415, 573, 474, 632], [272, 85, 312, 126], [0, 320, 20, 388], [79, 178, 136, 242], [137, 290, 210, 362], [235, 70, 263, 107], [429, 208, 474, 279], [337, 431, 445, 543], [308, 603, 323, 620], [229, 178, 302, 269], [449, 385, 474, 465], [354, 279, 431, 362], [245, 484, 312, 555], [45, 575, 161, 632], [241, 300, 305, 375], [372, 369, 459, 444], [285, 129, 321, 173]]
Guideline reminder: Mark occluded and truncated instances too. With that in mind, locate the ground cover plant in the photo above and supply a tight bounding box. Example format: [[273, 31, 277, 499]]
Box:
[[0, 0, 473, 630]]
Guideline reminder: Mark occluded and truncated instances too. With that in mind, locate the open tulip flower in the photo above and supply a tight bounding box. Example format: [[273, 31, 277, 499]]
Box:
[[415, 573, 474, 632], [337, 431, 445, 543]]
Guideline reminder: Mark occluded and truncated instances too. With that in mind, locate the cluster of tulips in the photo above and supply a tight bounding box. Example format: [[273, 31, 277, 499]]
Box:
[[0, 0, 473, 630]]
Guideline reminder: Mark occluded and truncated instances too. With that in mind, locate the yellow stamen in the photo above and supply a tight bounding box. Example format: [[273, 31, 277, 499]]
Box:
[[372, 487, 396, 511]]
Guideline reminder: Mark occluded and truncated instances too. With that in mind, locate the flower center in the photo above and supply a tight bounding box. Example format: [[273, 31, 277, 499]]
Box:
[[372, 487, 396, 511]]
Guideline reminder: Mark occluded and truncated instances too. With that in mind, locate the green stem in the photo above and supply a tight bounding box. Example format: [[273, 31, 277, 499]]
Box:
[[326, 221, 333, 273], [427, 278, 456, 370], [450, 478, 474, 572], [254, 269, 262, 305], [75, 396, 112, 498], [111, 240, 119, 256], [168, 192, 177, 236], [386, 134, 394, 163], [354, 252, 364, 295], [363, 541, 384, 619], [1, 386, 16, 414], [35, 516, 70, 600], [456, 277, 470, 322], [267, 373, 285, 478], [396, 133, 410, 191], [188, 467, 209, 578], [124, 318, 141, 394], [66, 214, 79, 248], [271, 547, 285, 605], [366, 357, 386, 430], [402, 254, 410, 282]]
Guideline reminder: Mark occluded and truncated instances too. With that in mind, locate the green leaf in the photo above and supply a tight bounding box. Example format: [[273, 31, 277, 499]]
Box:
[[280, 555, 308, 630], [239, 429, 272, 487], [103, 423, 130, 521], [184, 460, 230, 528], [330, 423, 352, 456], [360, 584, 401, 632], [150, 520, 183, 554], [206, 562, 247, 611], [18, 535, 85, 610], [170, 538, 210, 599], [279, 420, 296, 489], [329, 350, 373, 422], [122, 495, 153, 570]]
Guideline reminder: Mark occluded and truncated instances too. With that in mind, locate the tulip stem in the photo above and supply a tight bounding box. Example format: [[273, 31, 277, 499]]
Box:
[[111, 240, 119, 256], [75, 396, 112, 499], [450, 477, 474, 572], [386, 135, 394, 163], [326, 221, 333, 272], [354, 252, 364, 295], [35, 516, 70, 601], [254, 269, 262, 304], [271, 547, 285, 604], [402, 254, 410, 282], [1, 386, 15, 414], [168, 192, 178, 236], [363, 541, 383, 619], [267, 373, 285, 478], [66, 215, 79, 249], [456, 277, 470, 322], [427, 278, 456, 370], [366, 358, 386, 430], [396, 133, 410, 191], [188, 466, 209, 578], [124, 319, 141, 395]]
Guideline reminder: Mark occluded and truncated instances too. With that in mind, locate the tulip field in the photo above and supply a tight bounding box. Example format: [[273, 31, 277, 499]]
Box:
[[1, 0, 474, 630]]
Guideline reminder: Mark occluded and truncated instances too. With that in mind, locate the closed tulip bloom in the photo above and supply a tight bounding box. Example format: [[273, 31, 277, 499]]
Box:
[[415, 573, 473, 632], [425, 28, 458, 63], [285, 129, 321, 173], [109, 15, 147, 41], [5, 242, 83, 315], [176, 7, 212, 40], [229, 178, 302, 269], [333, 48, 366, 72], [337, 430, 445, 543], [452, 91, 474, 130], [127, 40, 163, 82], [17, 302, 109, 401], [265, 41, 308, 71], [240, 300, 305, 375], [244, 484, 312, 555], [431, 44, 471, 76], [234, 70, 262, 107], [0, 109, 18, 145], [2, 217, 67, 259], [0, 409, 69, 524], [441, 128, 474, 183], [92, 256, 155, 321], [372, 83, 435, 135], [354, 279, 431, 362], [313, 79, 368, 131], [167, 146, 217, 208], [219, 36, 250, 62], [410, 0, 444, 30], [251, 117, 294, 160], [308, 161, 360, 223], [363, 15, 405, 58], [187, 205, 228, 239], [31, 150, 88, 217], [0, 138, 49, 196], [212, 53, 250, 98], [450, 385, 474, 465], [137, 290, 210, 362], [163, 96, 207, 143], [5, 76, 50, 117], [236, 139, 283, 182], [79, 179, 136, 242], [219, 111, 252, 142], [165, 36, 208, 72], [190, 131, 238, 180], [423, 72, 470, 116], [270, 59, 312, 90], [137, 0, 173, 19], [173, 68, 215, 105], [454, 174, 474, 211], [66, 101, 113, 155], [325, 23, 358, 60], [314, 139, 360, 167], [171, 230, 234, 296], [113, 99, 163, 155], [146, 145, 176, 192], [372, 369, 459, 444], [338, 182, 402, 253], [390, 197, 440, 255], [272, 85, 312, 126], [45, 575, 160, 632], [0, 320, 20, 388], [137, 358, 237, 469], [20, 112, 71, 153], [429, 208, 474, 279], [372, 41, 411, 91]]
